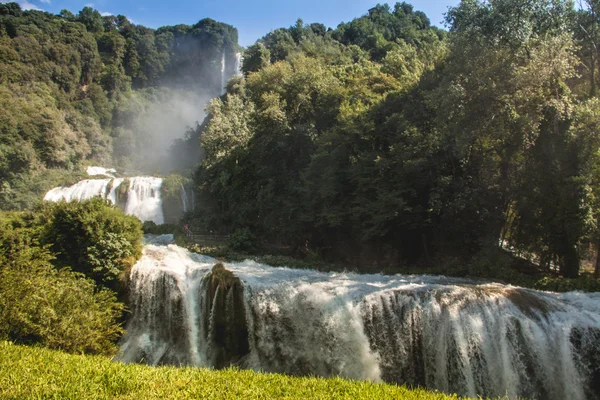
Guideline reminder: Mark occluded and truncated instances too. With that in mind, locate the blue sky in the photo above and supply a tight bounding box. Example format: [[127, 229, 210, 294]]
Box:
[[16, 0, 459, 47]]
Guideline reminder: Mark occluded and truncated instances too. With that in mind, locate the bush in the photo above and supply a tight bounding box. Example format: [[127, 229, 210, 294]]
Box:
[[142, 221, 178, 234], [39, 198, 143, 290], [0, 199, 138, 354], [534, 275, 600, 292], [228, 228, 258, 253], [0, 248, 124, 355]]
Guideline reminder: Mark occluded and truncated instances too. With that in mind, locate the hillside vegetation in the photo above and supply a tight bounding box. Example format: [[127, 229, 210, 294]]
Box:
[[0, 2, 238, 209], [190, 1, 600, 280], [0, 341, 468, 400]]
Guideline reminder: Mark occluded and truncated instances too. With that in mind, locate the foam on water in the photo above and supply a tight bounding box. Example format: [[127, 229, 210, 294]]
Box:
[[124, 177, 164, 224], [44, 176, 164, 224], [86, 166, 116, 177], [44, 179, 113, 203], [119, 241, 600, 399]]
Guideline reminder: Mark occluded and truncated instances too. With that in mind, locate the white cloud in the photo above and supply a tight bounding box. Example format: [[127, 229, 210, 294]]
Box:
[[85, 3, 94, 6], [39, 0, 51, 4], [98, 10, 138, 25], [17, 0, 42, 10]]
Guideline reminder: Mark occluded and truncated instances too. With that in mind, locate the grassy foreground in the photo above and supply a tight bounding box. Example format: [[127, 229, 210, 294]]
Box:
[[0, 342, 466, 400]]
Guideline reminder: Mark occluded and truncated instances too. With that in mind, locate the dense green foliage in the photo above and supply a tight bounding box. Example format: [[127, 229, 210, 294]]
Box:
[[0, 199, 142, 353], [0, 341, 468, 400], [0, 3, 238, 209], [191, 0, 600, 280], [0, 261, 124, 355], [39, 198, 143, 289], [142, 221, 178, 235]]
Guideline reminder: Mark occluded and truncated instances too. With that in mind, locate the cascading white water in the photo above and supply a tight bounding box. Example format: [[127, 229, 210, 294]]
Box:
[[119, 240, 600, 400], [180, 184, 189, 214], [221, 52, 226, 95], [86, 166, 116, 177], [44, 179, 113, 203], [125, 177, 164, 224], [234, 52, 242, 76], [44, 176, 164, 224]]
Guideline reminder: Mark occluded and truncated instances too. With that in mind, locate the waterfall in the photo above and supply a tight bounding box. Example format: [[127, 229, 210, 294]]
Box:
[[221, 52, 226, 95], [44, 179, 113, 203], [180, 184, 189, 214], [235, 52, 243, 76], [86, 166, 116, 177], [44, 176, 164, 224], [125, 177, 164, 224], [119, 240, 600, 400]]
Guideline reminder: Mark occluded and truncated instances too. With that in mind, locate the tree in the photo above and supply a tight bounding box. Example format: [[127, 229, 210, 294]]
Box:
[[40, 198, 143, 290], [59, 9, 75, 20], [77, 7, 104, 34], [0, 2, 21, 17], [575, 0, 600, 96], [201, 93, 255, 165]]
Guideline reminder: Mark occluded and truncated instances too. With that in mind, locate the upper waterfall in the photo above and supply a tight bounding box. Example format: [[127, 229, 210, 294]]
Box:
[[119, 240, 600, 400], [235, 52, 243, 77], [86, 166, 116, 178], [220, 52, 226, 95], [124, 177, 164, 224], [44, 170, 164, 224]]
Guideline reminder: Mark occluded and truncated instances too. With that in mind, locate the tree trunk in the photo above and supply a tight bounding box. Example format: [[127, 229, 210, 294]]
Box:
[[561, 245, 580, 279]]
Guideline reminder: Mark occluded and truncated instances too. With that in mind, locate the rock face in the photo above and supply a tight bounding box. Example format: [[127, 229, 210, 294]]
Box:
[[118, 241, 600, 400], [119, 257, 250, 368], [201, 263, 250, 368]]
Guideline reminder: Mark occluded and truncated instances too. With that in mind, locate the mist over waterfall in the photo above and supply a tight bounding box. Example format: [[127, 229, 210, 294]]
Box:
[[119, 239, 600, 400], [44, 174, 164, 224]]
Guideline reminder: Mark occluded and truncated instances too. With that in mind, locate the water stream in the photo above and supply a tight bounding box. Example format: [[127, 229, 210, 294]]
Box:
[[119, 236, 600, 400], [44, 176, 164, 224]]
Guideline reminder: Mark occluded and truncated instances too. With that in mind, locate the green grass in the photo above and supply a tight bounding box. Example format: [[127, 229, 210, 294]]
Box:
[[0, 341, 466, 399]]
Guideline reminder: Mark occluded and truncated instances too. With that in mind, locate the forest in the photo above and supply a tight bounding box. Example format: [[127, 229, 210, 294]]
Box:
[[193, 0, 600, 282]]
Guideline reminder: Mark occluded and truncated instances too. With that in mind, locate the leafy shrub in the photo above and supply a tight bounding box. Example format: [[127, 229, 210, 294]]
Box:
[[86, 232, 134, 284], [38, 198, 143, 290], [0, 248, 124, 355], [142, 221, 177, 234], [228, 228, 258, 252], [534, 275, 600, 292]]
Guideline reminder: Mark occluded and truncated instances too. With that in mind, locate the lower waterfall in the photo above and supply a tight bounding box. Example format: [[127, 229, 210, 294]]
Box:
[[119, 237, 600, 400]]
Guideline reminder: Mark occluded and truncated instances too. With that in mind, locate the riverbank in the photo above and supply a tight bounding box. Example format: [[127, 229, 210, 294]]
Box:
[[0, 341, 467, 400], [169, 230, 600, 293]]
